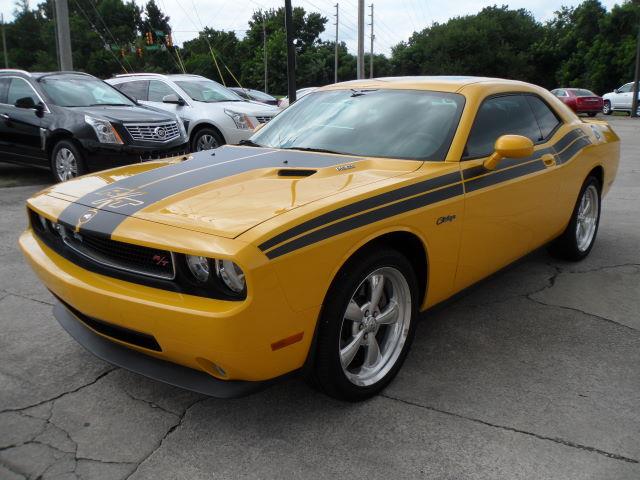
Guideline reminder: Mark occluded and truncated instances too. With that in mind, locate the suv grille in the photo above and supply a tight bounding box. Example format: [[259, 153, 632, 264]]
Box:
[[255, 116, 273, 124], [125, 122, 180, 142]]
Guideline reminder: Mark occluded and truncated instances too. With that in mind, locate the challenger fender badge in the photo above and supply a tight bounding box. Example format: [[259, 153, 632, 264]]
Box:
[[436, 214, 456, 225], [76, 209, 98, 232]]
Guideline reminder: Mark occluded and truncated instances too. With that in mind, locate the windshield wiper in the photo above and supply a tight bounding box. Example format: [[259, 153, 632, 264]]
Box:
[[239, 139, 262, 147], [281, 146, 344, 155]]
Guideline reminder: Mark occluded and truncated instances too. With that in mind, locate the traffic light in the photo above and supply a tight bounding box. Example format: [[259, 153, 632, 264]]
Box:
[[136, 47, 143, 58], [166, 34, 173, 48], [145, 32, 154, 45]]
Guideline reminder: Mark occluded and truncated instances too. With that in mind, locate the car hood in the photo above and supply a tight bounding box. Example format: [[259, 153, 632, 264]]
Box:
[[71, 105, 176, 123], [46, 146, 422, 239]]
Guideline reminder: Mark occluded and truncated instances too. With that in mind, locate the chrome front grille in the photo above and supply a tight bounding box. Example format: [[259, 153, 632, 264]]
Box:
[[255, 116, 273, 124], [124, 122, 180, 142]]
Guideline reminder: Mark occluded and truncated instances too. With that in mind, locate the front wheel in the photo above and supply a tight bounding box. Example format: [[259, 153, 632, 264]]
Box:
[[308, 248, 418, 401], [602, 100, 612, 115], [191, 128, 224, 152], [50, 140, 87, 183], [549, 175, 601, 261]]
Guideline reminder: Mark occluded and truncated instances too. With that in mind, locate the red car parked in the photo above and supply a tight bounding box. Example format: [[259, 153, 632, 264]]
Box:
[[551, 88, 603, 117]]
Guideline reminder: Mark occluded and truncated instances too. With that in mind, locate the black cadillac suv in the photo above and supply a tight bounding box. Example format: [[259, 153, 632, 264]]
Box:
[[0, 70, 189, 182]]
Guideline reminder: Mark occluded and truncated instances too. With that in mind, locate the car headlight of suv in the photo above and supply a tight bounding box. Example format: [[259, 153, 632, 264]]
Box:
[[177, 117, 188, 138], [84, 115, 123, 144], [184, 255, 246, 296], [224, 109, 254, 130]]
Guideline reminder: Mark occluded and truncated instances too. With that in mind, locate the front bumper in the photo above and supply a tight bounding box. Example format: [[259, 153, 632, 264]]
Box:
[[79, 140, 189, 172], [53, 300, 277, 397], [19, 229, 319, 384]]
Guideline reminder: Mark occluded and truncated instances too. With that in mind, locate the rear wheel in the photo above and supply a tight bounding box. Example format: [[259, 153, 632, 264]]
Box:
[[50, 140, 87, 183], [587, 112, 598, 117], [308, 248, 418, 401], [602, 100, 612, 115], [549, 175, 601, 261]]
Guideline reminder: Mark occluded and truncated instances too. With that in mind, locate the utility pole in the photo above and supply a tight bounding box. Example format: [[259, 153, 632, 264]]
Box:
[[54, 0, 73, 70], [334, 3, 339, 84], [1, 14, 8, 68], [369, 4, 374, 79], [285, 0, 296, 103], [631, 24, 640, 118], [357, 0, 364, 79], [263, 19, 268, 93]]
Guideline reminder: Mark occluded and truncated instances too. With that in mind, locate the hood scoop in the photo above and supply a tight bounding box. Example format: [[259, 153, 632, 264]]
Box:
[[277, 169, 317, 178]]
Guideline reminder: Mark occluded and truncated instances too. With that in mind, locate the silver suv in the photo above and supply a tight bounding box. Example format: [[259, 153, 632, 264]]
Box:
[[107, 74, 278, 151]]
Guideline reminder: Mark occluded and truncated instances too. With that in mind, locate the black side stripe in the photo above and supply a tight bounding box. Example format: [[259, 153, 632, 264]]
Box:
[[258, 170, 462, 252], [261, 129, 592, 259], [266, 183, 464, 260]]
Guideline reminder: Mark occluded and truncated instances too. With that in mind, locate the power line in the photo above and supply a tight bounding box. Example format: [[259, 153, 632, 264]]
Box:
[[86, 0, 134, 71]]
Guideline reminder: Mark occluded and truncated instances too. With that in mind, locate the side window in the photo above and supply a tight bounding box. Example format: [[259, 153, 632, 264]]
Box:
[[618, 84, 632, 93], [148, 80, 176, 102], [0, 78, 10, 104], [7, 78, 39, 105], [464, 95, 542, 159], [526, 96, 561, 140], [115, 80, 148, 101], [553, 89, 566, 97]]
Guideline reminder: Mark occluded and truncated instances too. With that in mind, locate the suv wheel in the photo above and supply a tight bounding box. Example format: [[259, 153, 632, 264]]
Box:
[[50, 140, 86, 183], [191, 128, 224, 152], [308, 248, 418, 401], [602, 100, 611, 115]]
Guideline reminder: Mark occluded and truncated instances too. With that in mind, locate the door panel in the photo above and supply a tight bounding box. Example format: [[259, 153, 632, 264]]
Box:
[[455, 94, 564, 292]]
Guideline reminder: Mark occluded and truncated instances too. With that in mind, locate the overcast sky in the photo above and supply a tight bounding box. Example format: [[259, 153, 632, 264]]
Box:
[[0, 0, 622, 56]]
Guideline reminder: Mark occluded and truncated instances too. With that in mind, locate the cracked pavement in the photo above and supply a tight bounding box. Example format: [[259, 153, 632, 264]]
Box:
[[1, 116, 639, 479]]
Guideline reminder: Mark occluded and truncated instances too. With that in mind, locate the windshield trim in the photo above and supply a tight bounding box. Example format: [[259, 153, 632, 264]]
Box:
[[252, 88, 466, 162]]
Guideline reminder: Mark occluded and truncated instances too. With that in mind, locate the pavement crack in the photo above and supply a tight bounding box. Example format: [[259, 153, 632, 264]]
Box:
[[525, 295, 638, 333], [0, 368, 117, 415], [4, 292, 55, 307], [121, 391, 180, 418], [381, 394, 639, 464], [123, 397, 207, 479]]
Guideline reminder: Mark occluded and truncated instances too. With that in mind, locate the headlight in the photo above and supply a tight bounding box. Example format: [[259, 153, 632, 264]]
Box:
[[186, 255, 210, 282], [224, 109, 254, 130], [215, 259, 246, 293], [177, 117, 187, 138], [84, 115, 123, 144]]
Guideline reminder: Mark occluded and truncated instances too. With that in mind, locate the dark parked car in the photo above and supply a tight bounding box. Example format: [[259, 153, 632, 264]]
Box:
[[551, 88, 603, 117], [229, 87, 278, 106], [0, 70, 188, 182]]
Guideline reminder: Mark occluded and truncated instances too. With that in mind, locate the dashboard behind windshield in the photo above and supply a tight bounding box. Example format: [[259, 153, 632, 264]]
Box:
[[39, 75, 134, 107]]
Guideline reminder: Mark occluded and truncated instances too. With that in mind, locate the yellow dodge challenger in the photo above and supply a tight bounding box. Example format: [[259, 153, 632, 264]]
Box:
[[20, 77, 619, 401]]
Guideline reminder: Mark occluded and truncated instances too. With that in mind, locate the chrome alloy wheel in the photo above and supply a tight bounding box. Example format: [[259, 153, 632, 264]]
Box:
[[576, 184, 599, 252], [55, 147, 78, 181], [339, 267, 412, 387], [196, 134, 219, 151]]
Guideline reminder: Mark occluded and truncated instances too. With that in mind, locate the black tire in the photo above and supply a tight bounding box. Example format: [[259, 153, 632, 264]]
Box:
[[50, 139, 87, 183], [587, 112, 598, 117], [190, 128, 224, 152], [307, 248, 419, 401], [603, 100, 612, 115], [548, 175, 601, 261]]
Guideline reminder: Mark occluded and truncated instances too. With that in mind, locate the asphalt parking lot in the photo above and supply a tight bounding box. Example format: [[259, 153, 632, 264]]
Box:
[[0, 116, 638, 479]]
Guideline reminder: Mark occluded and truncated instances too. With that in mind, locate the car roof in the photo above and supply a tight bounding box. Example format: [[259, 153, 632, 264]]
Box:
[[0, 70, 94, 80], [320, 76, 530, 93]]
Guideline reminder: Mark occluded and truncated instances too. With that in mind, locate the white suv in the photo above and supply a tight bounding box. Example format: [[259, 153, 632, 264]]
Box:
[[107, 74, 278, 151], [602, 82, 640, 115]]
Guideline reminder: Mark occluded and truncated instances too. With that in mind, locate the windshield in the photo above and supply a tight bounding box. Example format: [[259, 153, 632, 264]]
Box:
[[252, 89, 464, 160], [175, 79, 242, 102], [39, 75, 135, 107]]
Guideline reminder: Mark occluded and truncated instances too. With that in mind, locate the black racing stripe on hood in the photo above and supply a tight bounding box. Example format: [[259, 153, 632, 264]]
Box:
[[57, 146, 362, 235]]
